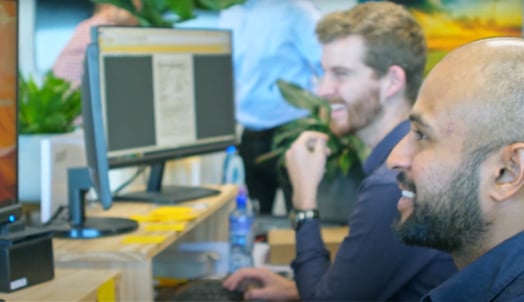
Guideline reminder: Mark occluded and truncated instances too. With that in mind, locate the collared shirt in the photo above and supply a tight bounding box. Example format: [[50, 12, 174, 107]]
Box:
[[291, 121, 458, 301], [423, 231, 524, 302], [218, 0, 322, 130]]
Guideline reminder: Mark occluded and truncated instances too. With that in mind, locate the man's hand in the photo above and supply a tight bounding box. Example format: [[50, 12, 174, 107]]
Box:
[[223, 268, 299, 301], [285, 131, 330, 210]]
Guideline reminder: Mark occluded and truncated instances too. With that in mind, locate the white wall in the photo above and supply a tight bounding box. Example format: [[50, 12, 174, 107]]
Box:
[[19, 0, 93, 79], [18, 0, 36, 78], [312, 0, 357, 14]]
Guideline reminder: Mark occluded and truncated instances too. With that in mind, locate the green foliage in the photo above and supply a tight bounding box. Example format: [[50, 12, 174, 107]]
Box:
[[195, 0, 245, 11], [91, 0, 245, 26], [19, 72, 82, 134], [91, 0, 172, 26], [256, 80, 368, 181]]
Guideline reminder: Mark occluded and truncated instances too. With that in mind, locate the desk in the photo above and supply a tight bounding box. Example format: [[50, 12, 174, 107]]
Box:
[[53, 184, 237, 301], [2, 268, 120, 301]]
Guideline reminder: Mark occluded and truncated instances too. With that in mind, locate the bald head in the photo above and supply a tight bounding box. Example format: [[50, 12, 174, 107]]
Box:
[[417, 37, 524, 152]]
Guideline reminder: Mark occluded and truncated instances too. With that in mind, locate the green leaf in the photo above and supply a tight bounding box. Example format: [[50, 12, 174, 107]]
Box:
[[151, 0, 170, 12], [140, 1, 175, 27], [165, 0, 195, 22], [338, 150, 353, 176], [195, 0, 245, 11], [18, 71, 82, 134], [254, 147, 287, 164], [272, 127, 304, 149], [91, 0, 244, 27], [91, 0, 174, 27], [91, 0, 138, 14], [256, 79, 367, 183], [276, 79, 330, 113]]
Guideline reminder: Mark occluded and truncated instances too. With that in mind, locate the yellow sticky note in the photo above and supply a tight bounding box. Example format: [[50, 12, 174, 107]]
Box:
[[145, 222, 186, 232], [154, 212, 199, 222], [121, 235, 167, 244], [150, 207, 199, 222], [97, 277, 115, 302], [150, 206, 194, 216]]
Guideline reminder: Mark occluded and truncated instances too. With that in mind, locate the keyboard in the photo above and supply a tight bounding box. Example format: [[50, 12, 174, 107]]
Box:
[[173, 279, 244, 301]]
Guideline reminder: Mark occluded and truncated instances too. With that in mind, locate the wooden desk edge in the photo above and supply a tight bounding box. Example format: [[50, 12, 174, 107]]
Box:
[[2, 268, 121, 301], [52, 184, 238, 261]]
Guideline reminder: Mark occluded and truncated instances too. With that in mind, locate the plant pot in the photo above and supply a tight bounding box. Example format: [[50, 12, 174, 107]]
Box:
[[18, 134, 58, 202]]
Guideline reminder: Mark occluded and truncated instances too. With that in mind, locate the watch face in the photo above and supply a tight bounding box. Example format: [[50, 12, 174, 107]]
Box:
[[289, 209, 319, 230]]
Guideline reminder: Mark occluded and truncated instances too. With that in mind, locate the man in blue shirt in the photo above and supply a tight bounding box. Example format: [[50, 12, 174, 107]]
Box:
[[388, 37, 524, 301], [223, 2, 457, 301], [218, 0, 322, 214]]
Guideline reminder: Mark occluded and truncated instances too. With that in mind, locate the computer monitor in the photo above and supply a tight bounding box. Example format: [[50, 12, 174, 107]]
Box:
[[86, 26, 236, 204], [51, 47, 138, 239], [0, 0, 23, 232]]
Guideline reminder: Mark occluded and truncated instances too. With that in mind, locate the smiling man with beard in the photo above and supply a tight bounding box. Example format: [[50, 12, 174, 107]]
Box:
[[388, 37, 524, 301], [223, 2, 457, 301]]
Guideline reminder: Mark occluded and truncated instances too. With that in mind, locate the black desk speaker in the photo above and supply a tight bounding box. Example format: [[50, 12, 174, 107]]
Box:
[[0, 228, 54, 292]]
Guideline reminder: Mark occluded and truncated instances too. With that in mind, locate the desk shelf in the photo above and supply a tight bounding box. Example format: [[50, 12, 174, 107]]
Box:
[[52, 184, 237, 301]]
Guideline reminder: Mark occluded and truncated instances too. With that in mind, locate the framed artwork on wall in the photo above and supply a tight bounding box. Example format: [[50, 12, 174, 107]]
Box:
[[360, 0, 523, 74]]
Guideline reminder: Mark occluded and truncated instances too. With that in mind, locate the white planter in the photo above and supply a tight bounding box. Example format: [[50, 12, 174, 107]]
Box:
[[18, 134, 57, 202]]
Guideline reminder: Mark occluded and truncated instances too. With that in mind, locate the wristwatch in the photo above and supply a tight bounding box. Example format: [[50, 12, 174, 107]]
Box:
[[289, 209, 320, 230]]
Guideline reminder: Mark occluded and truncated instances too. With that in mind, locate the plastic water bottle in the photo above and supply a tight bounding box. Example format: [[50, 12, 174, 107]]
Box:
[[229, 186, 254, 273], [222, 145, 245, 185], [222, 145, 260, 214]]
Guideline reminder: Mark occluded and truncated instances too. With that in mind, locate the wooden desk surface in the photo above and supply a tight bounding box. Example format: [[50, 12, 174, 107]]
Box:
[[52, 184, 237, 301], [54, 184, 237, 262], [2, 268, 120, 302]]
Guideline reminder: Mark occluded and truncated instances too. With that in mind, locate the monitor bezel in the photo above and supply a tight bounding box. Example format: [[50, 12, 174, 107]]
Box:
[[93, 25, 237, 169], [0, 0, 22, 228]]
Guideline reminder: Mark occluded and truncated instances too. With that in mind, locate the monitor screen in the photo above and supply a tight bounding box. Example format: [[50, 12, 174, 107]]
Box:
[[0, 0, 22, 225], [86, 26, 236, 203]]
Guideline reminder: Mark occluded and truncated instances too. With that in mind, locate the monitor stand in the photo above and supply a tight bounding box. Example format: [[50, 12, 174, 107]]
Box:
[[113, 162, 220, 204], [52, 167, 138, 239]]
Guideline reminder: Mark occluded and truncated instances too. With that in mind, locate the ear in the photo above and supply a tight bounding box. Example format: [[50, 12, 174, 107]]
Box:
[[380, 65, 406, 101], [491, 143, 524, 201]]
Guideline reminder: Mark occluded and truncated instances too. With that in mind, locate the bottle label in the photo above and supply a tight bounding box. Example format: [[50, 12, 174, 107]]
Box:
[[230, 216, 252, 231], [229, 216, 253, 246], [229, 212, 254, 273]]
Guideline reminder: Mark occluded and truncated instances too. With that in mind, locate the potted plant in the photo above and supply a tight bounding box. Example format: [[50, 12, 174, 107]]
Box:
[[19, 71, 81, 135], [257, 79, 368, 180], [257, 80, 369, 222], [18, 71, 82, 201], [91, 0, 245, 27]]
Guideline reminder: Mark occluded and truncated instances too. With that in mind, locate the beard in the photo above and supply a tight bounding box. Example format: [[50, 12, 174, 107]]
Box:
[[329, 87, 382, 136], [394, 148, 491, 254]]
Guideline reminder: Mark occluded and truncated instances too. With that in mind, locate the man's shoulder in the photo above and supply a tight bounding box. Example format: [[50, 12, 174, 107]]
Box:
[[427, 236, 524, 302], [427, 265, 524, 302], [496, 274, 524, 302]]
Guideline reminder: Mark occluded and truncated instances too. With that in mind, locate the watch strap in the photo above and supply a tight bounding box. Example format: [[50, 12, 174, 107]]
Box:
[[289, 209, 320, 230]]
